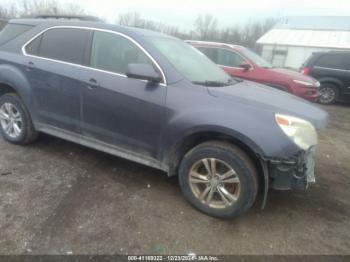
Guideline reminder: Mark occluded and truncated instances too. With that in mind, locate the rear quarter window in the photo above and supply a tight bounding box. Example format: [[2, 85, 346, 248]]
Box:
[[25, 34, 42, 56], [315, 53, 346, 70], [0, 24, 33, 46]]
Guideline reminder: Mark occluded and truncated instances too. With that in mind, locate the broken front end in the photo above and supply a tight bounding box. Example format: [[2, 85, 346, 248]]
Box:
[[268, 147, 316, 190]]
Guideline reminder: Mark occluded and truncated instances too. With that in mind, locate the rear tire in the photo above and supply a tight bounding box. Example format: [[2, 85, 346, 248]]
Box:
[[0, 93, 38, 145], [178, 141, 258, 219], [318, 83, 339, 104]]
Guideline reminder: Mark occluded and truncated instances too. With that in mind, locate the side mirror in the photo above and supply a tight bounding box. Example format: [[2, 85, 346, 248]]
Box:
[[126, 64, 162, 83], [239, 63, 252, 72]]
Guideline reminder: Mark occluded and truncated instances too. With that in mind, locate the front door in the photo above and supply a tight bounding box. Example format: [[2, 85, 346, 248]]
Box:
[[80, 30, 166, 159]]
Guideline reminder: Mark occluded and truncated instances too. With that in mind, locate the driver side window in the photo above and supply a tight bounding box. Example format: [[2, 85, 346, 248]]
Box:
[[217, 49, 245, 68], [90, 31, 153, 75]]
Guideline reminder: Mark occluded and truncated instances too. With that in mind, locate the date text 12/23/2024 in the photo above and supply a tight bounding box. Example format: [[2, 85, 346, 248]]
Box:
[[128, 255, 219, 261]]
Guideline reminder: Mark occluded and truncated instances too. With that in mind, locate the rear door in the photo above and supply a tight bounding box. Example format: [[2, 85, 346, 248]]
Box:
[[80, 30, 166, 159], [23, 27, 91, 133]]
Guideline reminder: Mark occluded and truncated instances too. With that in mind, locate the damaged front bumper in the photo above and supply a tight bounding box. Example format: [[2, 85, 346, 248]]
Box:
[[267, 147, 316, 190]]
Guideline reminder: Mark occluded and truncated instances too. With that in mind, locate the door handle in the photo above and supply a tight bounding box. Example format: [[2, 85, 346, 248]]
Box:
[[87, 78, 100, 89], [25, 61, 35, 71]]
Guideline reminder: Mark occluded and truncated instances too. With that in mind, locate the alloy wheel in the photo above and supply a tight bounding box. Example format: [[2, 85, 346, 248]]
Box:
[[189, 158, 241, 209], [319, 87, 336, 104], [0, 102, 23, 138]]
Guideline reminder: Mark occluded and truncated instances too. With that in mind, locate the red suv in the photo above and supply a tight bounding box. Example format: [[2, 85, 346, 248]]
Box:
[[187, 41, 320, 102]]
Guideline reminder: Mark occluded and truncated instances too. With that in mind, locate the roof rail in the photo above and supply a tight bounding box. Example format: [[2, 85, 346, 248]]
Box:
[[22, 14, 103, 22], [185, 40, 241, 49]]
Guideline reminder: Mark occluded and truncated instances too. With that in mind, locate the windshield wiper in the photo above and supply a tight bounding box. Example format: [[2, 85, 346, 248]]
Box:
[[192, 77, 243, 87], [228, 77, 243, 84], [193, 78, 239, 87], [192, 80, 229, 87]]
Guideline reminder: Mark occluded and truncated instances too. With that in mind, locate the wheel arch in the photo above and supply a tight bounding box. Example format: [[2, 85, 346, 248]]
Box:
[[318, 77, 344, 91], [165, 129, 265, 178], [0, 65, 35, 119], [0, 64, 32, 96], [0, 82, 18, 97]]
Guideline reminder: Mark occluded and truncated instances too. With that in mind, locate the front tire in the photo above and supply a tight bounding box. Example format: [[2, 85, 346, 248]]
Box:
[[0, 93, 38, 145], [178, 141, 258, 219], [318, 83, 339, 104]]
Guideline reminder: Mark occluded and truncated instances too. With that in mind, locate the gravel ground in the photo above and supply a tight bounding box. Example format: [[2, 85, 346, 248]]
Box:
[[0, 104, 349, 255]]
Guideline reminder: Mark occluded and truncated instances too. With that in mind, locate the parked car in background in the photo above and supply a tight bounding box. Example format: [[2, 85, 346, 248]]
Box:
[[301, 51, 350, 104], [187, 41, 320, 102], [0, 18, 328, 219]]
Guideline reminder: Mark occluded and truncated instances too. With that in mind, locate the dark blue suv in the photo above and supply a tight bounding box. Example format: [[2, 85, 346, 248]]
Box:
[[0, 18, 328, 218]]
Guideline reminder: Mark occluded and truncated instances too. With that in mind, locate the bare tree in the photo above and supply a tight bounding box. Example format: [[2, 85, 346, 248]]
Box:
[[61, 2, 86, 15], [118, 12, 145, 27], [1, 3, 275, 49], [192, 17, 277, 48], [0, 4, 18, 19], [21, 0, 58, 15], [238, 18, 277, 48], [194, 14, 218, 40], [19, 0, 86, 16], [116, 12, 276, 49], [1, 2, 276, 48], [117, 12, 185, 38]]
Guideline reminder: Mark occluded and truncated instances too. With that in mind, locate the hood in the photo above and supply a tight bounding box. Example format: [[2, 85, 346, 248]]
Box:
[[268, 68, 318, 84], [207, 80, 328, 129]]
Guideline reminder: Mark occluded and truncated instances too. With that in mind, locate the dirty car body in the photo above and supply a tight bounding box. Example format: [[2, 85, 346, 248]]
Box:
[[0, 19, 328, 218]]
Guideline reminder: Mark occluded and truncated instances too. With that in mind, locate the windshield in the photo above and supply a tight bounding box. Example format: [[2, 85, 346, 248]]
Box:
[[240, 48, 273, 68], [148, 37, 232, 85]]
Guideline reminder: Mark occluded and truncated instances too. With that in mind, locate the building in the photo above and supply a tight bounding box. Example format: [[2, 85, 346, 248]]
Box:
[[257, 16, 350, 69]]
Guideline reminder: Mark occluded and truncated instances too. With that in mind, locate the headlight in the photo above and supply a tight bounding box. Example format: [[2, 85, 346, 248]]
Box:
[[275, 114, 318, 150], [293, 79, 314, 87]]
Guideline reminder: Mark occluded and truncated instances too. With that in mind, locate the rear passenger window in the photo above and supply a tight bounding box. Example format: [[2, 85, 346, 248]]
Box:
[[0, 24, 33, 45], [90, 31, 153, 75], [31, 28, 90, 64], [315, 54, 346, 70]]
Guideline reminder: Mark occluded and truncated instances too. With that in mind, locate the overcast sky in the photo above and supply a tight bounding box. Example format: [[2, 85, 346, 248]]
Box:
[[3, 0, 350, 29]]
